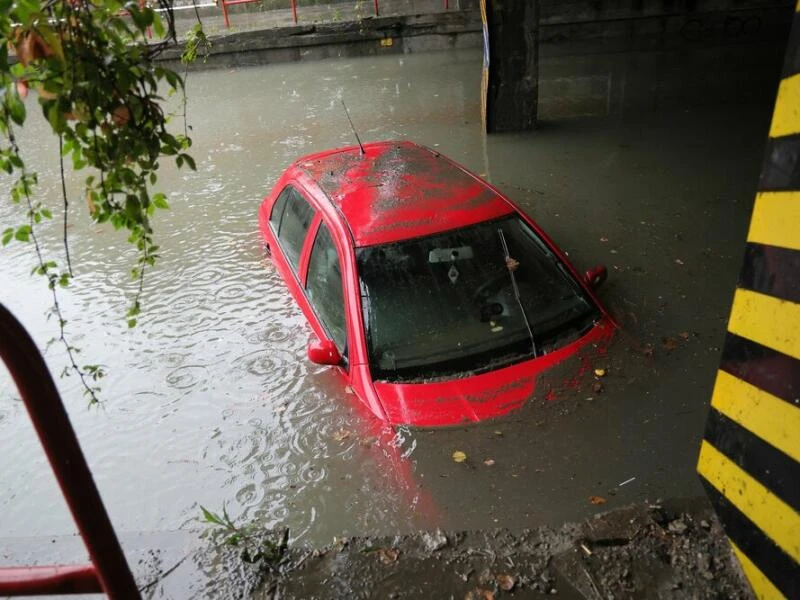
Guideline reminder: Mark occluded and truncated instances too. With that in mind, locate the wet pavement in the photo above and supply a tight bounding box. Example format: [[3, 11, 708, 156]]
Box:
[[0, 37, 783, 560]]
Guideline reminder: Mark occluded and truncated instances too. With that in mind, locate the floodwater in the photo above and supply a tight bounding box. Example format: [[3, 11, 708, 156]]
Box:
[[0, 43, 782, 546]]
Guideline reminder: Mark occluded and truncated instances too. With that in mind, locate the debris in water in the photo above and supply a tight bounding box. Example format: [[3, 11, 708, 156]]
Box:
[[589, 496, 607, 505], [591, 381, 604, 393], [579, 543, 593, 557], [679, 331, 690, 340], [493, 430, 503, 437], [483, 459, 496, 467], [618, 476, 636, 487], [674, 258, 684, 265], [452, 450, 467, 463], [594, 368, 606, 377], [333, 429, 352, 442], [662, 337, 679, 351]]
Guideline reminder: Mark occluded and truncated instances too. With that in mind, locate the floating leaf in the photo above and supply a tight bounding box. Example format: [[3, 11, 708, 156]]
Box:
[[589, 495, 607, 505], [452, 450, 467, 463]]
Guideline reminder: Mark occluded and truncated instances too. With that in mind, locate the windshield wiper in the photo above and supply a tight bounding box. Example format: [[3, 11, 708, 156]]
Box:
[[498, 228, 537, 357]]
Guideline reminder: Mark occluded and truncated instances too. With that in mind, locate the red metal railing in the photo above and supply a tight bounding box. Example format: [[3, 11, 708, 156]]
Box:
[[0, 303, 140, 598]]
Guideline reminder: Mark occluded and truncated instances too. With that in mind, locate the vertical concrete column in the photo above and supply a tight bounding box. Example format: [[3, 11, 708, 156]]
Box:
[[480, 0, 539, 133], [696, 3, 800, 597]]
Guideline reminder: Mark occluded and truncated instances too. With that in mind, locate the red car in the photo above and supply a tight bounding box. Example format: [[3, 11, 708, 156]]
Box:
[[259, 141, 614, 427]]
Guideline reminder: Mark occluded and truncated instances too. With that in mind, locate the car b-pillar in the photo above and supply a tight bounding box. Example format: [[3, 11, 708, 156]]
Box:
[[480, 0, 540, 133]]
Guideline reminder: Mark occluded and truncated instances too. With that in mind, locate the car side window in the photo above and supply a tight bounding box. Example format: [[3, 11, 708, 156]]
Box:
[[274, 186, 316, 272], [269, 186, 292, 231], [306, 222, 347, 353]]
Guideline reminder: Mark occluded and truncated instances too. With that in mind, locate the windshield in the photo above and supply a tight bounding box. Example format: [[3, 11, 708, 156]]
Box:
[[356, 215, 600, 382]]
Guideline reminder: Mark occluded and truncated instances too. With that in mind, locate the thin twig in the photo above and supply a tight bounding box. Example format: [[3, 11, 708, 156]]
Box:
[[58, 134, 73, 276], [7, 122, 99, 405]]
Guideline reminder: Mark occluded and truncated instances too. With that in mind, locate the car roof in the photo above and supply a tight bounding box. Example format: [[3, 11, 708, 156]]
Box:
[[294, 141, 514, 247]]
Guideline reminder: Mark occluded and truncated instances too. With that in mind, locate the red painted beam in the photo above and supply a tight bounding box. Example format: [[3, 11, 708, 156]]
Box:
[[0, 304, 140, 599], [0, 565, 100, 596]]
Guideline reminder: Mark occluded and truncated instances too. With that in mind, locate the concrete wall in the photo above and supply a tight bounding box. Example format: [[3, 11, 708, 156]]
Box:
[[160, 0, 794, 70]]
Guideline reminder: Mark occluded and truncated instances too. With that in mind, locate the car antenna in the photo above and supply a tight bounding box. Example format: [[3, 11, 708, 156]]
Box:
[[341, 99, 365, 155]]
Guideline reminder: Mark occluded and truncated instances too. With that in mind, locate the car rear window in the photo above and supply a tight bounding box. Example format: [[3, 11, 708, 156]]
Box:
[[356, 215, 599, 381], [272, 185, 316, 272]]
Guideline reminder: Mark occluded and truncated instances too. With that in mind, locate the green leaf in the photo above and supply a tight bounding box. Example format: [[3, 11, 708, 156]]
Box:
[[14, 225, 31, 242], [2, 228, 13, 246], [152, 193, 169, 209], [46, 101, 66, 133], [181, 154, 196, 171], [8, 93, 26, 126], [200, 506, 227, 527], [152, 12, 165, 38]]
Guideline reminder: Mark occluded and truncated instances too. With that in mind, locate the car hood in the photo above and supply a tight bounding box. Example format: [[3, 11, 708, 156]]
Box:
[[369, 317, 615, 427]]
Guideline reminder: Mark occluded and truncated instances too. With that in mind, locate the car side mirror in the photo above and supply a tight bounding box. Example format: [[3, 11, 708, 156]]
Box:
[[584, 264, 607, 289], [307, 338, 342, 366]]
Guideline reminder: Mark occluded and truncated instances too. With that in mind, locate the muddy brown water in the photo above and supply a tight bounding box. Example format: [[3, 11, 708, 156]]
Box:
[[0, 45, 780, 546]]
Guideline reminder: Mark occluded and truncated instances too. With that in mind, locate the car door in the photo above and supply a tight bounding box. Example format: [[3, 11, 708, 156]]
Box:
[[268, 182, 350, 371]]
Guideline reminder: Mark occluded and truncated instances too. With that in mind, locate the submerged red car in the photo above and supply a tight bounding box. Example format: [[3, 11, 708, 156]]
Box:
[[259, 141, 614, 427]]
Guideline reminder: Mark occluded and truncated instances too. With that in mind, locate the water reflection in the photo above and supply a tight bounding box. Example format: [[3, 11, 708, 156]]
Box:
[[0, 43, 779, 543]]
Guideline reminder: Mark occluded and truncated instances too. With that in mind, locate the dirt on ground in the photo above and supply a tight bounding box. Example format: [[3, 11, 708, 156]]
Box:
[[178, 498, 751, 599]]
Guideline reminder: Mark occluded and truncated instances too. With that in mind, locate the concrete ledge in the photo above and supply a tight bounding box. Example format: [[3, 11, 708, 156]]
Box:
[[159, 11, 483, 69]]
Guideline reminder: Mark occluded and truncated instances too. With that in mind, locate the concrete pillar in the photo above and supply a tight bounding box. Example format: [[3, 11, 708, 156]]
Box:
[[480, 0, 539, 133], [696, 3, 800, 598]]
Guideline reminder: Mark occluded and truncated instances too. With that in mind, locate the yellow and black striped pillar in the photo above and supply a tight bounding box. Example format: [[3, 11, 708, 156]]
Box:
[[697, 3, 800, 598]]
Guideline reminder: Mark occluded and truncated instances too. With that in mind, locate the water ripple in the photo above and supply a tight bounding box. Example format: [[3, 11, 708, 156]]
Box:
[[166, 365, 209, 390]]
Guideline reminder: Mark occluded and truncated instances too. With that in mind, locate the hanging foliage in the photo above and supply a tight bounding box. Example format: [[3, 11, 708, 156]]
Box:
[[0, 0, 201, 402]]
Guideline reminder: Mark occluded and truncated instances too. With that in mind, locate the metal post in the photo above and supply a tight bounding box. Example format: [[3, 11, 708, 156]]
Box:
[[292, 0, 297, 24], [0, 566, 100, 596], [0, 304, 140, 599], [374, 0, 379, 16], [220, 0, 230, 27]]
